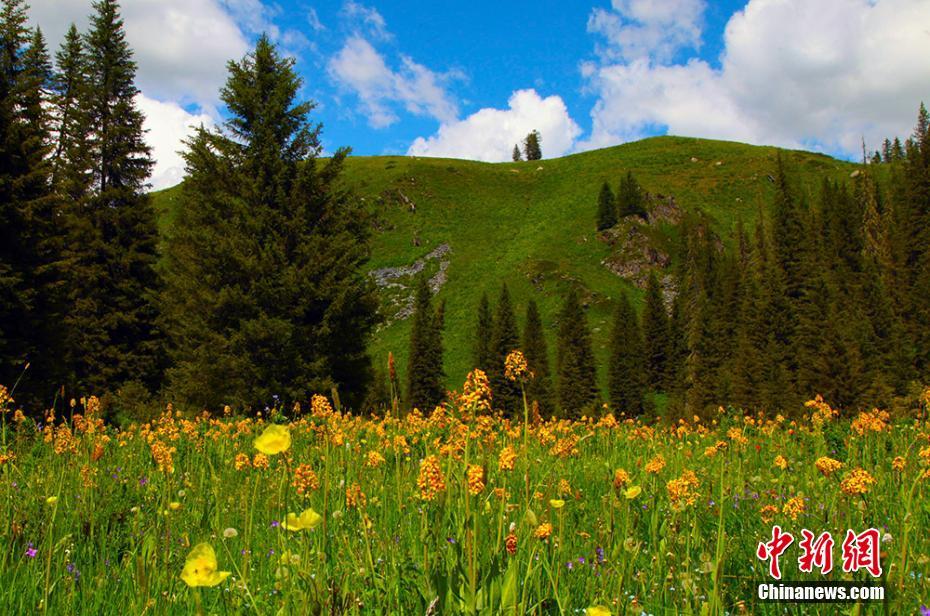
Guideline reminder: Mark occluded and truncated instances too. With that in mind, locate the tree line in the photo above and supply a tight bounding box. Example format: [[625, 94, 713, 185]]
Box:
[[401, 106, 930, 419], [0, 0, 379, 416]]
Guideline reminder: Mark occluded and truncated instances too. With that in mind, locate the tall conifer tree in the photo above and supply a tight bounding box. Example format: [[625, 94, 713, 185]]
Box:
[[556, 289, 598, 417], [522, 299, 552, 414], [489, 284, 520, 414], [162, 35, 380, 408], [608, 292, 645, 414], [62, 0, 162, 395]]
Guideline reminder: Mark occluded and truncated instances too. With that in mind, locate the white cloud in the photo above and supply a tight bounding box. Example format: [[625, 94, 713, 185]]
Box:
[[588, 0, 705, 63], [408, 89, 581, 161], [30, 0, 250, 111], [136, 95, 213, 190], [328, 36, 459, 128], [341, 0, 391, 41], [583, 0, 930, 157]]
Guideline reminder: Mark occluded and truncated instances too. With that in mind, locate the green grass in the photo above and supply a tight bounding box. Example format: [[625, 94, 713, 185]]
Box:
[[0, 397, 925, 614], [152, 136, 859, 395]]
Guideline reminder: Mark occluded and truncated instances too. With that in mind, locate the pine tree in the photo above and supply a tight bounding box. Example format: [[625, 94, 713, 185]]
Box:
[[472, 292, 493, 371], [161, 35, 380, 409], [523, 130, 541, 161], [596, 181, 617, 231], [556, 289, 598, 417], [51, 23, 92, 202], [608, 292, 645, 415], [522, 299, 553, 414], [512, 144, 522, 162], [617, 171, 647, 218], [406, 276, 444, 410], [641, 272, 669, 390], [489, 284, 521, 414], [59, 0, 162, 397], [0, 10, 66, 404]]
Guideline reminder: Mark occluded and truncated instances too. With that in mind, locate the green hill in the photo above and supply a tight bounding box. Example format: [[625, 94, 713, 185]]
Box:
[[152, 135, 859, 396]]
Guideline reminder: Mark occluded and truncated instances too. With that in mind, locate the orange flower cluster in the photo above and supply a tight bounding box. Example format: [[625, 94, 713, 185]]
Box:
[[759, 504, 778, 523], [346, 482, 366, 508], [311, 394, 333, 417], [417, 455, 445, 501], [150, 440, 176, 474], [806, 395, 838, 427], [466, 464, 485, 495], [234, 453, 251, 471], [365, 451, 386, 468], [782, 495, 805, 520], [840, 468, 877, 496], [851, 409, 890, 436], [460, 369, 493, 414], [892, 456, 906, 472], [292, 464, 320, 494], [612, 468, 630, 490], [498, 445, 516, 472], [666, 469, 700, 510], [252, 453, 269, 469], [504, 350, 532, 382], [645, 454, 666, 474], [815, 456, 843, 477], [534, 523, 553, 541], [773, 455, 788, 470]]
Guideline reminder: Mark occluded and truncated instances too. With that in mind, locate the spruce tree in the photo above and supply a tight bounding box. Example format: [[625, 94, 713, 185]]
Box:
[[472, 292, 493, 371], [556, 289, 598, 417], [59, 0, 162, 396], [617, 171, 647, 218], [489, 284, 521, 414], [523, 130, 541, 161], [161, 35, 380, 409], [596, 181, 617, 231], [0, 10, 65, 404], [608, 292, 645, 415], [512, 144, 521, 162], [51, 23, 92, 202], [522, 299, 553, 414], [406, 275, 444, 410], [641, 272, 669, 390]]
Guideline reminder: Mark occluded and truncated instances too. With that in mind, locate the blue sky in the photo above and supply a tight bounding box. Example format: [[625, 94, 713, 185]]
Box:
[[29, 0, 930, 188]]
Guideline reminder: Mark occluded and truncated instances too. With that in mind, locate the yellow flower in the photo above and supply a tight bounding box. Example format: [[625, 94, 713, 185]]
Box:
[[169, 501, 182, 511], [549, 499, 565, 509], [180, 543, 230, 587], [773, 455, 788, 470], [624, 485, 642, 499], [283, 507, 322, 531], [254, 424, 291, 455], [586, 607, 612, 616], [45, 496, 58, 505]]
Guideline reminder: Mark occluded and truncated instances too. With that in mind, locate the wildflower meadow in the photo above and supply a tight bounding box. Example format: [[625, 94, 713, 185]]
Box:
[[1, 368, 929, 615]]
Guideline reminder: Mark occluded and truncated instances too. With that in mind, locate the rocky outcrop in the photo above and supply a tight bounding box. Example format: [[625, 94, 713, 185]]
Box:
[[370, 243, 452, 325], [599, 192, 681, 289]]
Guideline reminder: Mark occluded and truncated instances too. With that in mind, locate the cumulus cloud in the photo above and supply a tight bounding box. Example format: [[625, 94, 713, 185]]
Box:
[[588, 0, 705, 63], [136, 95, 213, 191], [582, 0, 930, 157], [30, 0, 250, 111], [328, 34, 460, 128], [408, 89, 581, 161]]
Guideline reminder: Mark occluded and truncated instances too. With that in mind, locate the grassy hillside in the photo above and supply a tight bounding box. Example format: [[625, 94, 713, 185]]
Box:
[[152, 135, 859, 396]]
